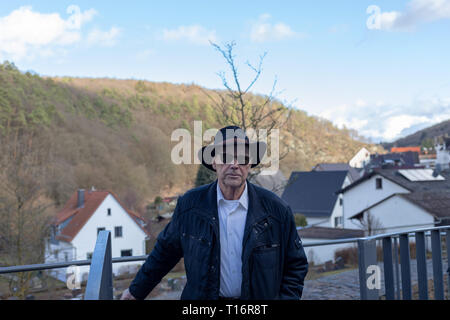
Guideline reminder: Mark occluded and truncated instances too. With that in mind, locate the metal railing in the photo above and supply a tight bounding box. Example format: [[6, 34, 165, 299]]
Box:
[[1, 227, 449, 300], [301, 225, 450, 300], [0, 230, 148, 300]]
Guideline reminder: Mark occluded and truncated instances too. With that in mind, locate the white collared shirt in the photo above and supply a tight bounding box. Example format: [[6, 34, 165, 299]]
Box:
[[217, 181, 248, 298]]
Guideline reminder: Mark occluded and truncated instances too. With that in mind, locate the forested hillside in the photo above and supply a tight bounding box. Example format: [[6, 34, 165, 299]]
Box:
[[382, 119, 450, 151], [0, 61, 383, 213]]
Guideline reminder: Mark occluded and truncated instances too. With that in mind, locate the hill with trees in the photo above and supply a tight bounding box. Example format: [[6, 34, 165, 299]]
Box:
[[382, 119, 450, 151], [0, 61, 383, 214]]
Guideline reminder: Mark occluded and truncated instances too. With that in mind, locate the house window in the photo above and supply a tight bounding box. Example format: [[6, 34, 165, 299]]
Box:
[[339, 198, 343, 206], [54, 251, 58, 259], [115, 226, 123, 238], [107, 208, 111, 216], [121, 249, 132, 257], [87, 252, 93, 260], [334, 216, 343, 227], [376, 178, 383, 189], [97, 227, 105, 235], [64, 252, 69, 262]]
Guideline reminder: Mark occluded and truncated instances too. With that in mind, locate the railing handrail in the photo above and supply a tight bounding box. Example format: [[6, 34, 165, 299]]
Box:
[[1, 225, 448, 275], [0, 256, 149, 275], [300, 225, 449, 247]]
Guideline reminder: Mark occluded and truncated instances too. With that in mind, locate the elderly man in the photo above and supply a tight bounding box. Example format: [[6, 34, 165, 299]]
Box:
[[121, 126, 308, 300]]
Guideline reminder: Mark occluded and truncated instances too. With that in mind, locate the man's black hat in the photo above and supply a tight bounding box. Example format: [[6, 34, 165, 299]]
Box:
[[198, 125, 267, 171]]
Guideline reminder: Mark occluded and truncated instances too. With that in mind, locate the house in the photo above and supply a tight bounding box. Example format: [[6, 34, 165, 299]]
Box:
[[338, 168, 450, 234], [391, 146, 421, 154], [419, 153, 437, 169], [349, 147, 371, 168], [435, 136, 450, 171], [312, 163, 363, 183], [367, 151, 421, 170], [298, 226, 364, 265], [45, 189, 151, 283], [282, 171, 351, 228]]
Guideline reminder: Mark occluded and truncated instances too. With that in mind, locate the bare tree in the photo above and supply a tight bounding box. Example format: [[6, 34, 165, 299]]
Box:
[[357, 210, 385, 236], [201, 41, 296, 186], [0, 130, 54, 298]]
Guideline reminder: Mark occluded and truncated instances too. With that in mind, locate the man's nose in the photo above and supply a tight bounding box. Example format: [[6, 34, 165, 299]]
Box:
[[230, 158, 239, 168]]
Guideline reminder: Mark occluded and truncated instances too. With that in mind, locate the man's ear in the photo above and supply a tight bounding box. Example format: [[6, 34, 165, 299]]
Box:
[[212, 161, 216, 171]]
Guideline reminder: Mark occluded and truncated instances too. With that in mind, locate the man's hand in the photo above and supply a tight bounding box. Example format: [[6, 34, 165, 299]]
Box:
[[120, 288, 136, 300]]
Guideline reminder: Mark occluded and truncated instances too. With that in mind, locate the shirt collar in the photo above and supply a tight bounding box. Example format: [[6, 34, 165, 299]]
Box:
[[217, 181, 248, 211]]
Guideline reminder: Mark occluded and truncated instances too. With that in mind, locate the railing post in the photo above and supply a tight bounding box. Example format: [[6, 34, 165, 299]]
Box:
[[85, 230, 113, 300], [446, 228, 450, 300], [393, 237, 401, 299], [431, 229, 444, 300], [382, 237, 395, 300], [399, 233, 412, 300], [358, 239, 379, 300], [415, 231, 428, 300]]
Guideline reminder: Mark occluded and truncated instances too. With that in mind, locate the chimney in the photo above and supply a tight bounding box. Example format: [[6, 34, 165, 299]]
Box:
[[77, 189, 85, 208]]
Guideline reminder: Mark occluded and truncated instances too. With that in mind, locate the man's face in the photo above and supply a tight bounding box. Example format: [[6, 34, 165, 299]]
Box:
[[212, 144, 251, 188]]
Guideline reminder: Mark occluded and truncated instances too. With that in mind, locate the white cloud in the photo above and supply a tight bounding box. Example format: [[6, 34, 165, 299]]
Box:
[[87, 27, 121, 47], [0, 5, 120, 61], [250, 14, 302, 43], [320, 97, 450, 142], [367, 0, 450, 31], [0, 5, 97, 60], [162, 25, 217, 45]]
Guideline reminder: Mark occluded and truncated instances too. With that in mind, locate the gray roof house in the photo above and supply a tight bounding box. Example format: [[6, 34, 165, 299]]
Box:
[[312, 162, 363, 183], [282, 171, 350, 228], [337, 168, 450, 233]]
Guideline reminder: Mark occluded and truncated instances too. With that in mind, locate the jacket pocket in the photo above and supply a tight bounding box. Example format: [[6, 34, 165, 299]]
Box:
[[252, 243, 280, 269], [250, 243, 281, 299], [181, 233, 212, 275]]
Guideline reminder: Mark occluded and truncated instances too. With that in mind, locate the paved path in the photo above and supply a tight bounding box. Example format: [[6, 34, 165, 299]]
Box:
[[302, 269, 361, 300], [149, 258, 449, 300], [303, 257, 449, 300]]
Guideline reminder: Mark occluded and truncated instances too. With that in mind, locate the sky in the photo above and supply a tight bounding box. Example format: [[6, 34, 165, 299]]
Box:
[[0, 0, 449, 143]]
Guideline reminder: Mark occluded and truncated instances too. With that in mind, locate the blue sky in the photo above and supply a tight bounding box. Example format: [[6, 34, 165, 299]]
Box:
[[1, 0, 449, 142]]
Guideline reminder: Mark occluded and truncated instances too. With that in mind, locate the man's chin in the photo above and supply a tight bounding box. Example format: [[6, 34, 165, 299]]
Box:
[[224, 176, 243, 187]]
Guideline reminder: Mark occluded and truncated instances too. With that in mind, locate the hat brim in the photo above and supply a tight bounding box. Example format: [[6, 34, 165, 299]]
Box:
[[198, 141, 267, 172]]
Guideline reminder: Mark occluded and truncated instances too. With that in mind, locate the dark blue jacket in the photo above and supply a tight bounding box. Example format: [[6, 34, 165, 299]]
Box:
[[129, 180, 308, 300]]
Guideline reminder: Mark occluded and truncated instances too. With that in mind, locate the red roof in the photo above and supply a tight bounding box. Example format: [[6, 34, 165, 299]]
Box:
[[54, 190, 150, 242], [391, 146, 421, 154]]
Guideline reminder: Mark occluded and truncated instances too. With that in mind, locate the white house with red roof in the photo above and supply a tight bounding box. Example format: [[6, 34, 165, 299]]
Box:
[[45, 189, 150, 283]]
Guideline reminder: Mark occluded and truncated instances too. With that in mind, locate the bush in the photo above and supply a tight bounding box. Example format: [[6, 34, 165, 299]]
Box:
[[335, 241, 420, 267], [294, 214, 307, 227], [154, 196, 163, 205], [334, 246, 359, 266]]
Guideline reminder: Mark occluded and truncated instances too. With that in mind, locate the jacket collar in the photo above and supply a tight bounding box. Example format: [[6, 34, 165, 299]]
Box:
[[216, 181, 249, 211], [197, 180, 268, 221], [195, 179, 269, 240]]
